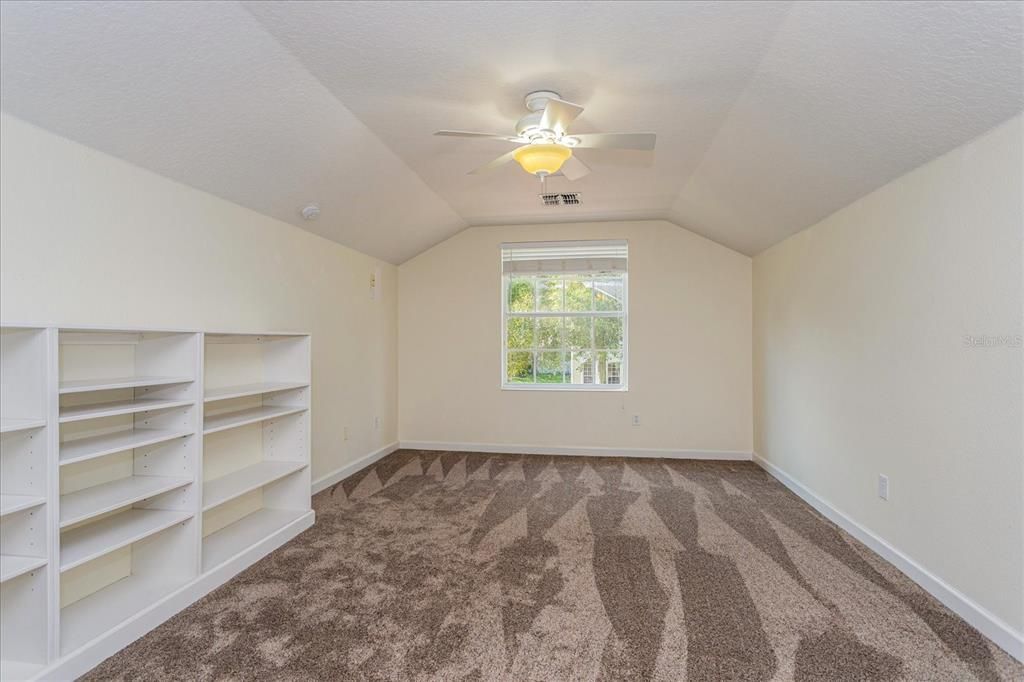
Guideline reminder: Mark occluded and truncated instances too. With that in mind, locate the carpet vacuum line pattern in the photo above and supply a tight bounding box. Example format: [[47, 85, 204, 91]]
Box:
[[85, 450, 1022, 681]]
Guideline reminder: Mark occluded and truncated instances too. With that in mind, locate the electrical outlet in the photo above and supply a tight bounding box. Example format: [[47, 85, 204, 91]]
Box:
[[632, 415, 641, 426], [877, 474, 889, 500], [374, 416, 380, 430], [343, 426, 349, 441]]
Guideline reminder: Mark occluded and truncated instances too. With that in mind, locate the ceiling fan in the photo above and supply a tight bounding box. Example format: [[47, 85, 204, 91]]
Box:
[[434, 90, 656, 181]]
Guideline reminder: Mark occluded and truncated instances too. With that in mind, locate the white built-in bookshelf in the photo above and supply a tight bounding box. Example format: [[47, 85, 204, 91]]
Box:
[[0, 326, 52, 682], [201, 333, 311, 573], [0, 325, 312, 681]]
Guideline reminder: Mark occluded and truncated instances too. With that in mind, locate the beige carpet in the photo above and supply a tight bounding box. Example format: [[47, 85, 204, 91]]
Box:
[[85, 450, 1021, 681]]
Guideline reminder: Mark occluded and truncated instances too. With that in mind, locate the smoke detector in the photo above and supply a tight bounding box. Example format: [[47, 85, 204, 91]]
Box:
[[301, 204, 320, 221]]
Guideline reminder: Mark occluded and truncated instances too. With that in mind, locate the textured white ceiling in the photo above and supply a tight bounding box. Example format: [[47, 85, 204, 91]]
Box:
[[0, 1, 465, 263], [1, 1, 1021, 262]]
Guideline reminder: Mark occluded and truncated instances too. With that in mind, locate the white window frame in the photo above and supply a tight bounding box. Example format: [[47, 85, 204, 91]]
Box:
[[500, 243, 628, 392]]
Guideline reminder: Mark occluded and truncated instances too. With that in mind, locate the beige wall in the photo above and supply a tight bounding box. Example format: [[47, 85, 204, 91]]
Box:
[[398, 220, 753, 454], [0, 114, 398, 483], [753, 115, 1023, 633]]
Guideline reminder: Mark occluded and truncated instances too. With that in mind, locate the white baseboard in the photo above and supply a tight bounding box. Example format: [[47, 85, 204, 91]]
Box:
[[399, 440, 751, 461], [311, 441, 400, 494], [37, 511, 315, 681], [752, 453, 1023, 662]]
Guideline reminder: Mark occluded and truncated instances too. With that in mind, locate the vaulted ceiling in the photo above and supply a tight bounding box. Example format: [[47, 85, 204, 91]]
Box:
[[2, 1, 1021, 263]]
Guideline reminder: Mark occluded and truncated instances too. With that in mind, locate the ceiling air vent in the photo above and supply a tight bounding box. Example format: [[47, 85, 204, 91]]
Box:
[[539, 192, 581, 207]]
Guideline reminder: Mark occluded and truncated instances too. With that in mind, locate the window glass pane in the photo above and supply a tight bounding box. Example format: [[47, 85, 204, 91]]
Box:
[[506, 317, 534, 349], [594, 276, 624, 311], [507, 351, 534, 383], [597, 351, 623, 384], [570, 350, 594, 384], [564, 276, 591, 312], [538, 276, 563, 312], [536, 317, 562, 349], [594, 316, 623, 350], [565, 317, 592, 350], [537, 351, 567, 384], [507, 277, 536, 313]]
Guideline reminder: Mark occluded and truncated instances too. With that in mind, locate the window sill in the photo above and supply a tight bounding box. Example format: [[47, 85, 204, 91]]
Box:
[[501, 384, 628, 392]]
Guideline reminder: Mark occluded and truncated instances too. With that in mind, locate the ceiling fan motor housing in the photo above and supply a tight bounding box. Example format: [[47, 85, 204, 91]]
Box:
[[524, 90, 561, 112], [517, 90, 562, 142], [515, 111, 547, 139]]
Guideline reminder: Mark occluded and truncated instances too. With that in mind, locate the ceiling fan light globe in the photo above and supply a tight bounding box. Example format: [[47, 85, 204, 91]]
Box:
[[513, 143, 572, 176]]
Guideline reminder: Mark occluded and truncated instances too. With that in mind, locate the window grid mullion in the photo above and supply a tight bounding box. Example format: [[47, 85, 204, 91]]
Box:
[[591, 308, 597, 382], [560, 317, 566, 382]]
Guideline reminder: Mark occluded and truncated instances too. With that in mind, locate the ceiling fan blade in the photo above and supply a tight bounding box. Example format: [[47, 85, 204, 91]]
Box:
[[561, 155, 590, 181], [571, 133, 656, 151], [469, 148, 520, 174], [435, 130, 519, 142], [539, 98, 584, 135]]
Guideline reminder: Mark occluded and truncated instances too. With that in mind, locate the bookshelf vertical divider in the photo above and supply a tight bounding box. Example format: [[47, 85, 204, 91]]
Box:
[[0, 325, 313, 681]]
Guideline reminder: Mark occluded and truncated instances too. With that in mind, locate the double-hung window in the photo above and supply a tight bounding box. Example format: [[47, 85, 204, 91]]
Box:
[[502, 240, 627, 390]]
